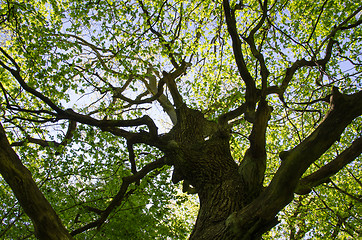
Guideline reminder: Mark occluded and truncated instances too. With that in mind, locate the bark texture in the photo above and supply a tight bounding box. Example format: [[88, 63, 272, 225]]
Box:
[[0, 123, 73, 240], [164, 89, 362, 239], [163, 105, 248, 239]]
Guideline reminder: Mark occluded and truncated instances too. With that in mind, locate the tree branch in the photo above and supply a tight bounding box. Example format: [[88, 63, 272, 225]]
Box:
[[319, 5, 362, 51], [226, 88, 362, 238], [127, 141, 137, 174], [144, 67, 177, 125], [112, 77, 167, 105], [238, 99, 272, 201], [2, 59, 160, 144], [11, 120, 77, 148], [244, 0, 270, 92], [0, 58, 65, 114], [306, 0, 329, 44], [223, 0, 258, 121], [218, 102, 248, 125], [70, 157, 167, 236], [264, 4, 361, 100], [0, 46, 20, 71], [295, 136, 362, 195], [2, 57, 159, 141], [0, 123, 73, 239], [275, 38, 336, 100], [138, 0, 180, 68]]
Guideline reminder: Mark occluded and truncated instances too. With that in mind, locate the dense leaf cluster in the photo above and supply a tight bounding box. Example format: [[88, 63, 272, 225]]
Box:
[[0, 0, 361, 239]]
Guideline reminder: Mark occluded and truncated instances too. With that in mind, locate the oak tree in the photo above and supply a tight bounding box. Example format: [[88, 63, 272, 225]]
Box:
[[0, 0, 361, 239]]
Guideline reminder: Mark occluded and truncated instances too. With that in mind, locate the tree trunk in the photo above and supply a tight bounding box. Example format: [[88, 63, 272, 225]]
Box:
[[165, 105, 252, 239]]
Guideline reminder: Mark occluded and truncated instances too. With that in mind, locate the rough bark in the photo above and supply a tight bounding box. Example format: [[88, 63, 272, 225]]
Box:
[[162, 105, 247, 239], [225, 88, 362, 239], [0, 123, 73, 240], [163, 88, 362, 240], [2, 89, 361, 239]]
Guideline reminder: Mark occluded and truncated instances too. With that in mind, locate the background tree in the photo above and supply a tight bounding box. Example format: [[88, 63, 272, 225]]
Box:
[[0, 0, 361, 239]]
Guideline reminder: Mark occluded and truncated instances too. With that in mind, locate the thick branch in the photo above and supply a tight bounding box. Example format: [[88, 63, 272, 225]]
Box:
[[226, 88, 362, 238], [162, 60, 190, 108], [144, 67, 177, 125], [238, 99, 272, 201], [0, 123, 73, 239], [223, 0, 258, 119], [218, 103, 247, 125], [295, 136, 362, 195], [58, 109, 159, 140]]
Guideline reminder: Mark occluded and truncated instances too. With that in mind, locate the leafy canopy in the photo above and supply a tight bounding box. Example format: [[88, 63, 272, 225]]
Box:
[[0, 0, 361, 239]]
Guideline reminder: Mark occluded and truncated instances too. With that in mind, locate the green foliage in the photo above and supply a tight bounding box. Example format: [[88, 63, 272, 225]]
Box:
[[0, 0, 361, 239]]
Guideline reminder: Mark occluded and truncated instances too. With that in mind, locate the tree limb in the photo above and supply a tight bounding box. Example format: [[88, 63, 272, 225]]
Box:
[[127, 141, 137, 174], [70, 156, 167, 236], [144, 67, 177, 125], [238, 99, 272, 202], [218, 102, 248, 125], [226, 88, 362, 238], [223, 0, 258, 121], [244, 0, 270, 92], [0, 122, 73, 239], [11, 120, 77, 148], [295, 136, 362, 195], [0, 38, 160, 142]]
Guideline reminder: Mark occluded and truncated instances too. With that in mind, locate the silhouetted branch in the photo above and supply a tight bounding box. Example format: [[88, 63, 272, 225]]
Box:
[[295, 136, 362, 194], [71, 156, 167, 236], [226, 88, 362, 238], [223, 0, 258, 120]]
